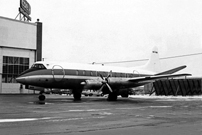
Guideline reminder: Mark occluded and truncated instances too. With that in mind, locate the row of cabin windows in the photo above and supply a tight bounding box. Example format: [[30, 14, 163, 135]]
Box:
[[52, 69, 140, 78], [73, 70, 138, 78]]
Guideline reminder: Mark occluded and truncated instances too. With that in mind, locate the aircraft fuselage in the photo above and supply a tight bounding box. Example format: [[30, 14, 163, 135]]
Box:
[[17, 66, 151, 91]]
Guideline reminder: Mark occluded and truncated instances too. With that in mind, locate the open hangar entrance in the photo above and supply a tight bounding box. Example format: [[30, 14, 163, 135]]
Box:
[[148, 78, 202, 96]]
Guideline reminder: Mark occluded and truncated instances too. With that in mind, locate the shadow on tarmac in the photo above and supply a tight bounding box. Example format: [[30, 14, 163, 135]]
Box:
[[33, 95, 155, 105]]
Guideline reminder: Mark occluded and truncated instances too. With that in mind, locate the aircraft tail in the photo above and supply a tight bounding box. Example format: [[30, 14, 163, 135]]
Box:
[[139, 46, 161, 73]]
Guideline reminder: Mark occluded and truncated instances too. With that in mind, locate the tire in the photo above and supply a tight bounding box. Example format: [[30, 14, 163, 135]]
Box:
[[107, 93, 117, 101], [73, 92, 81, 101], [38, 94, 46, 101], [121, 93, 129, 98]]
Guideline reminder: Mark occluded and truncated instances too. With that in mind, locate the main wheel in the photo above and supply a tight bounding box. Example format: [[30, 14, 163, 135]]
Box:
[[107, 93, 117, 101], [121, 93, 129, 98], [73, 92, 81, 101]]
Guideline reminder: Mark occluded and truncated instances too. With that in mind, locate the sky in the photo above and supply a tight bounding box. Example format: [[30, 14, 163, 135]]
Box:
[[1, 0, 202, 72]]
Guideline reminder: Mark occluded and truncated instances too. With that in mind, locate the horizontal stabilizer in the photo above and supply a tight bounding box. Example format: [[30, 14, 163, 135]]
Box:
[[155, 65, 187, 75], [128, 73, 191, 83]]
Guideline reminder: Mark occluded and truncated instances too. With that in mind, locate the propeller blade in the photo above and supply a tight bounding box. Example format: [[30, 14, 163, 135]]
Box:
[[98, 84, 105, 93], [100, 74, 104, 80], [106, 74, 110, 79], [106, 83, 113, 93], [106, 70, 112, 79]]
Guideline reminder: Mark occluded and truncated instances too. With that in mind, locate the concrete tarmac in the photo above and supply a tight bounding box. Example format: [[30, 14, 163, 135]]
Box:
[[0, 94, 202, 135]]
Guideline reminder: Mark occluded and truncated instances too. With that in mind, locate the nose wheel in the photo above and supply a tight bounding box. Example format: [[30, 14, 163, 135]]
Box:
[[38, 94, 46, 101], [38, 91, 46, 101]]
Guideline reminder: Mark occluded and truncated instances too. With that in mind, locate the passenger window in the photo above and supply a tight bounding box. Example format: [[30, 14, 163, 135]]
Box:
[[126, 74, 129, 78], [76, 70, 79, 75], [114, 73, 116, 77]]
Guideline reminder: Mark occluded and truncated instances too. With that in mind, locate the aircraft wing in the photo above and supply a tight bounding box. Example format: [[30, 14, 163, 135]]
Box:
[[128, 73, 191, 83], [154, 65, 187, 75]]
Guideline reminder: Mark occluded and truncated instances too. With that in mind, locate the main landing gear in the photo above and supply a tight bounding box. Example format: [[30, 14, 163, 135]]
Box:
[[107, 92, 118, 101], [72, 90, 82, 101]]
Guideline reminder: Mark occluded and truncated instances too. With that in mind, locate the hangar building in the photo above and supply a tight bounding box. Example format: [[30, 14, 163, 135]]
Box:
[[0, 16, 42, 93]]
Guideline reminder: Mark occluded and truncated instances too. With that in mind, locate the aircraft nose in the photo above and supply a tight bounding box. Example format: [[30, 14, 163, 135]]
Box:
[[16, 76, 26, 84]]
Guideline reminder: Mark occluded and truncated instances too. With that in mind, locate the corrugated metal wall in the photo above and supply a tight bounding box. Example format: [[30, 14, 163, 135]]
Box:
[[153, 78, 202, 96]]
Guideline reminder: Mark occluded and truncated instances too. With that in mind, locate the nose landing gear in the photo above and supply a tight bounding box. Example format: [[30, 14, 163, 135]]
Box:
[[38, 94, 46, 101], [37, 91, 46, 104]]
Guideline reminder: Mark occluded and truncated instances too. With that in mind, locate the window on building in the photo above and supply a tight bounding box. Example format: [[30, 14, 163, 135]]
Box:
[[2, 56, 29, 83]]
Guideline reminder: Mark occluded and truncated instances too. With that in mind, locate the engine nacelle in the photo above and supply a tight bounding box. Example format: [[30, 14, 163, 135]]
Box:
[[82, 80, 102, 89]]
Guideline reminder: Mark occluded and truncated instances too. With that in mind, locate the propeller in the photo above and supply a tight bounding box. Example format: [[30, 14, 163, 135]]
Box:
[[97, 71, 113, 93]]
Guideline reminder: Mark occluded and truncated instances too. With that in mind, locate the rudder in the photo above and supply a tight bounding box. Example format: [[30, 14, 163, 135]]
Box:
[[141, 46, 161, 73]]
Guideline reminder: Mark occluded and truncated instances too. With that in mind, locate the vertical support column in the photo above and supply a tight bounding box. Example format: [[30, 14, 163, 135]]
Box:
[[0, 47, 2, 93], [168, 80, 175, 96], [160, 80, 167, 96], [0, 75, 1, 93], [201, 79, 202, 94], [36, 19, 42, 61]]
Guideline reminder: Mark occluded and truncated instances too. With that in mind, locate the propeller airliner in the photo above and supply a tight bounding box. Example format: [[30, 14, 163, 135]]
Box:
[[16, 47, 191, 101]]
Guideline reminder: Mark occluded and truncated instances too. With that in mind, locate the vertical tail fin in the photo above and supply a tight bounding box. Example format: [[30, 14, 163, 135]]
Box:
[[141, 46, 161, 73]]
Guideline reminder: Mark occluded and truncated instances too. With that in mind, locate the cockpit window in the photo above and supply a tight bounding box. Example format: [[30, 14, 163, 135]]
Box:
[[31, 64, 46, 69]]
